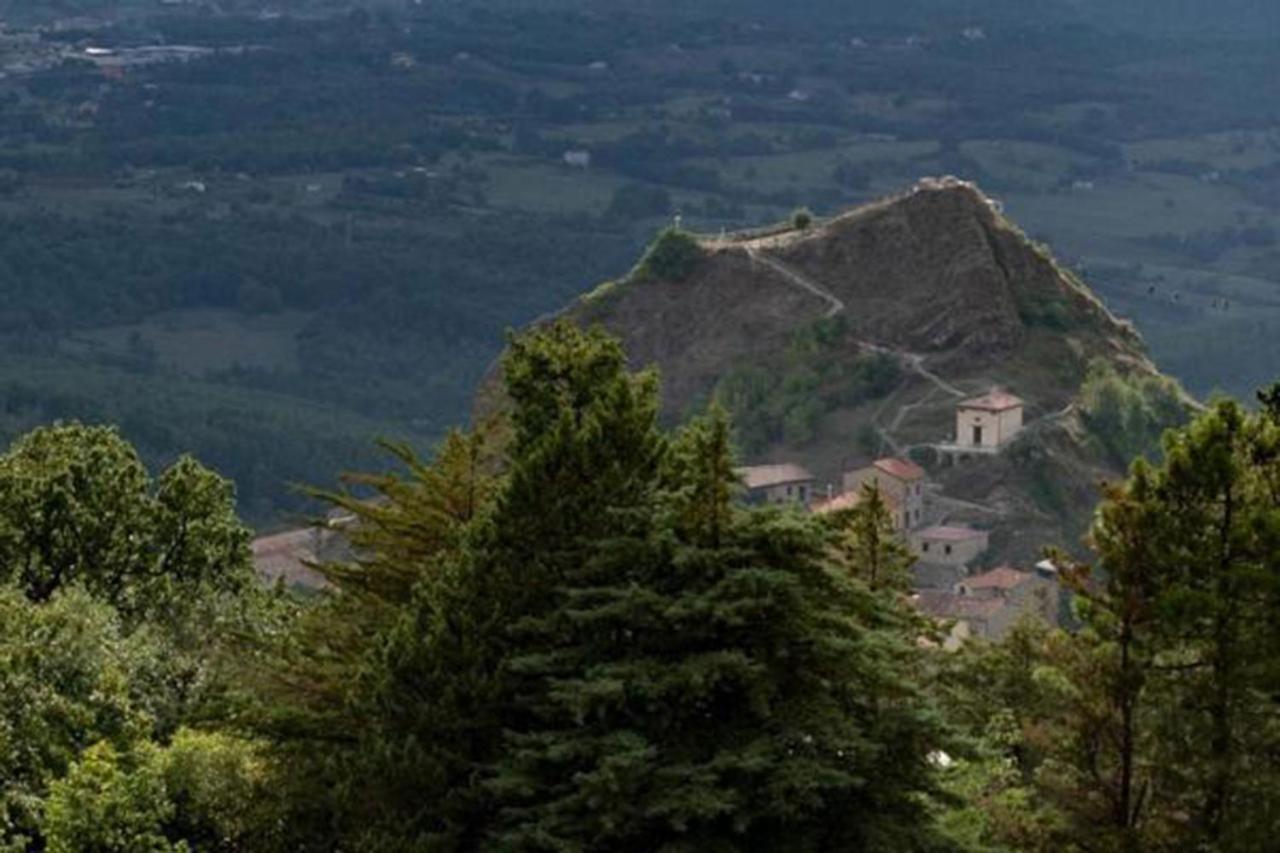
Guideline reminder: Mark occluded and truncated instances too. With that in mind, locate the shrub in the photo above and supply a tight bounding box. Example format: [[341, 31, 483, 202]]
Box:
[[791, 207, 814, 230], [44, 743, 177, 853], [635, 227, 703, 283], [1079, 360, 1188, 465]]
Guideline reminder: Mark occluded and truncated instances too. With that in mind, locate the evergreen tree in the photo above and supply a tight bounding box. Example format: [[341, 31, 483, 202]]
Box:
[[1134, 401, 1280, 849], [480, 334, 947, 851], [941, 399, 1280, 853], [243, 426, 501, 849], [826, 483, 915, 593], [1035, 462, 1169, 850]]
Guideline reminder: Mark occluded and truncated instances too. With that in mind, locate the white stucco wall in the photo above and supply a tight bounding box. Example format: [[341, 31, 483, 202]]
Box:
[[956, 406, 1023, 448]]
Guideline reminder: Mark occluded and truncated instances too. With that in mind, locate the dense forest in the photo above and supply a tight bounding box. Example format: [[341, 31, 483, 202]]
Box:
[[1, 320, 1277, 851]]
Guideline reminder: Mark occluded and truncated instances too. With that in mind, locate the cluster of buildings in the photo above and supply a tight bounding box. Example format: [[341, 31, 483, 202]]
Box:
[[736, 389, 1059, 647]]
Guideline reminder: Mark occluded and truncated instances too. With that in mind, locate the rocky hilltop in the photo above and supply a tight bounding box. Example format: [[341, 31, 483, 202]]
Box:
[[485, 179, 1187, 564]]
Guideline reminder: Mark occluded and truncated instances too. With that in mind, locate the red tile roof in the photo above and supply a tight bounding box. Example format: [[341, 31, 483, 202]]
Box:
[[736, 463, 815, 490], [959, 390, 1023, 413], [872, 457, 926, 482], [916, 525, 988, 543], [963, 566, 1030, 591]]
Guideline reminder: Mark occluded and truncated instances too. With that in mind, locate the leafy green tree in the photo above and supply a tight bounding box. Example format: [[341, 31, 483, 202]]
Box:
[[1078, 361, 1188, 466], [0, 423, 254, 622], [160, 729, 284, 851], [635, 227, 704, 283], [932, 621, 1072, 853], [0, 587, 157, 847], [43, 742, 178, 853]]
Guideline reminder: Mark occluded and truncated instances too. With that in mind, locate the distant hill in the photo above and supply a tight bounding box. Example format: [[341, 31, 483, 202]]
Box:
[[482, 180, 1192, 564]]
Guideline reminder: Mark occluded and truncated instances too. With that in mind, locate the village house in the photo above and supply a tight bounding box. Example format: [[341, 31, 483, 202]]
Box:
[[843, 457, 926, 530], [811, 487, 911, 533], [250, 508, 355, 590], [737, 463, 815, 506], [915, 564, 1059, 649], [954, 389, 1024, 451], [910, 525, 989, 566]]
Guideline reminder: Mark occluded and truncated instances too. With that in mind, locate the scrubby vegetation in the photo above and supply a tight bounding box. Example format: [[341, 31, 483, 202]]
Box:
[[715, 317, 901, 452], [1079, 359, 1190, 465], [633, 226, 705, 283]]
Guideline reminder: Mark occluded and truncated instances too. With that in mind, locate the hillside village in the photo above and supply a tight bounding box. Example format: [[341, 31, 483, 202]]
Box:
[[738, 387, 1061, 647], [257, 178, 1175, 649]]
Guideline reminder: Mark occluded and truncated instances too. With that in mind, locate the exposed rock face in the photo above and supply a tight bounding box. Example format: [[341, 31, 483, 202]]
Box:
[[778, 183, 1027, 354]]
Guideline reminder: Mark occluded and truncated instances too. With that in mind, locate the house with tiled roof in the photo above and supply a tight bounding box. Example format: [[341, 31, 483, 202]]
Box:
[[250, 508, 356, 590], [913, 563, 1060, 648], [955, 388, 1023, 450], [842, 456, 926, 530], [736, 463, 815, 506], [812, 484, 911, 532], [957, 566, 1030, 597]]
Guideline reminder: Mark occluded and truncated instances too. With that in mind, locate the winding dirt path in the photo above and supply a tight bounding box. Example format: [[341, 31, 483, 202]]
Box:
[[742, 247, 977, 454], [744, 246, 845, 319]]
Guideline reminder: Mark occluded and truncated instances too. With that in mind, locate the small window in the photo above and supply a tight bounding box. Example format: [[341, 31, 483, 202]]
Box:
[[798, 485, 807, 501], [786, 485, 793, 497], [944, 544, 953, 556], [922, 542, 930, 552]]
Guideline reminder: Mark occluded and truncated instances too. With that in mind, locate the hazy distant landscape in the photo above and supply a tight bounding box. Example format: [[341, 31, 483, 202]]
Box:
[[0, 0, 1276, 520]]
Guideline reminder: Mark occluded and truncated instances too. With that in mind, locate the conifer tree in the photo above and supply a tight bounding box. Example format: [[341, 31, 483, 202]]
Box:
[[945, 400, 1280, 853], [826, 482, 915, 593], [261, 322, 951, 850], [242, 426, 501, 849], [1134, 400, 1280, 849], [480, 330, 947, 851], [1039, 463, 1169, 850]]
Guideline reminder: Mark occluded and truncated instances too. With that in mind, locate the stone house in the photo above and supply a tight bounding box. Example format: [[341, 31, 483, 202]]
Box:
[[843, 457, 926, 530], [737, 463, 815, 506], [910, 525, 989, 566], [955, 390, 1023, 450], [915, 564, 1059, 649]]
